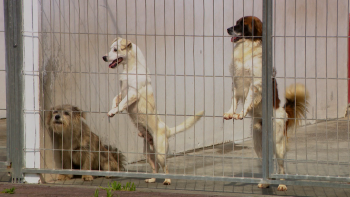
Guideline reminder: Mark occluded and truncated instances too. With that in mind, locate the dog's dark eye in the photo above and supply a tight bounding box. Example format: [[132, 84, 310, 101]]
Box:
[[64, 112, 70, 116], [114, 48, 117, 52], [53, 110, 58, 114]]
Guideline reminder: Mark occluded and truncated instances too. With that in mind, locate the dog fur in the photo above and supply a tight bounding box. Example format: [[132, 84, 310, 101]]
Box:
[[103, 37, 204, 185], [224, 16, 309, 191], [46, 104, 125, 181]]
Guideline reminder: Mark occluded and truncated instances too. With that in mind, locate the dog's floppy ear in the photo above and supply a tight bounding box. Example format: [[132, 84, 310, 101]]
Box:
[[120, 39, 132, 50], [112, 37, 119, 44], [71, 105, 86, 119], [127, 40, 132, 49], [252, 17, 262, 37], [45, 107, 54, 127]]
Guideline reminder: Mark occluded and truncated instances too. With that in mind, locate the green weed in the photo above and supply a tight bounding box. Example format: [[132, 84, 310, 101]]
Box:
[[93, 189, 99, 197], [1, 187, 15, 194], [94, 181, 136, 197]]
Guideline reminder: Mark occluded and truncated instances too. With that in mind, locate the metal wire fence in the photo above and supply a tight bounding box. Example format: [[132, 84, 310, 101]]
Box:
[[3, 0, 350, 188]]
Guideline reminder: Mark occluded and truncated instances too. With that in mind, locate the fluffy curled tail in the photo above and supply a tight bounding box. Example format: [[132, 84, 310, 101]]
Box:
[[284, 84, 309, 131], [104, 145, 126, 171], [168, 111, 204, 137]]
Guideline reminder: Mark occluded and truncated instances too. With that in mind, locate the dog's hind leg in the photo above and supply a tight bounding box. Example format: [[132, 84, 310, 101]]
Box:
[[154, 133, 171, 185], [138, 126, 154, 146], [224, 87, 238, 120], [274, 112, 288, 191], [100, 150, 120, 172], [252, 119, 263, 158], [252, 119, 271, 189], [144, 140, 158, 183], [157, 154, 170, 185]]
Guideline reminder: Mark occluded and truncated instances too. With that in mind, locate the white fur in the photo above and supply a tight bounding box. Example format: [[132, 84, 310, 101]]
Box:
[[104, 37, 204, 185], [224, 39, 287, 191]]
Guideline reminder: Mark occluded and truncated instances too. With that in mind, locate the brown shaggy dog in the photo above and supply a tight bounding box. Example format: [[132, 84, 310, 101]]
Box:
[[46, 104, 124, 181]]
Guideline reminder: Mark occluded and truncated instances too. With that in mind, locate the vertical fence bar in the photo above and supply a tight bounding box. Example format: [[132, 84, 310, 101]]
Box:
[[262, 0, 273, 181], [4, 0, 24, 183]]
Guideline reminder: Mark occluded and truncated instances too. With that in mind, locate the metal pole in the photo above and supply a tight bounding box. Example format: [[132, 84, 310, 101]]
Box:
[[262, 0, 273, 182], [4, 0, 24, 183]]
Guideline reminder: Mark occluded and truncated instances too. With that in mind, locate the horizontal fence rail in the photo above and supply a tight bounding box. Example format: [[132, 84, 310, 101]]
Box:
[[3, 0, 350, 188]]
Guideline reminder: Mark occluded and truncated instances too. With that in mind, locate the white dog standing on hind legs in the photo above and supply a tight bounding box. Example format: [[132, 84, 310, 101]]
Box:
[[103, 37, 204, 185], [223, 16, 309, 191]]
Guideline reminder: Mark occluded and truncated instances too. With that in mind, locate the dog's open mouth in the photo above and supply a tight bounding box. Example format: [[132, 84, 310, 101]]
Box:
[[109, 57, 123, 68], [231, 31, 242, 42], [231, 37, 241, 42]]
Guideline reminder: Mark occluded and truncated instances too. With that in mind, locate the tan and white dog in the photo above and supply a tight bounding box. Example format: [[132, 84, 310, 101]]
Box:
[[224, 16, 309, 191], [103, 37, 204, 185]]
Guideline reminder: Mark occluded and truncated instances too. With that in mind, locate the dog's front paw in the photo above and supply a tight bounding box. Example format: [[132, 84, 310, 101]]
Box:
[[258, 183, 270, 188], [82, 175, 94, 181], [277, 184, 287, 191], [57, 174, 73, 181], [108, 108, 119, 117], [107, 111, 115, 117], [145, 178, 156, 183], [223, 113, 233, 120], [232, 113, 243, 120], [163, 179, 171, 185]]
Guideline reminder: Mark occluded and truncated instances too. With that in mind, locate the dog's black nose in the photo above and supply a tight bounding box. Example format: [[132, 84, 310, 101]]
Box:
[[102, 56, 107, 62], [227, 26, 233, 35], [55, 115, 60, 120]]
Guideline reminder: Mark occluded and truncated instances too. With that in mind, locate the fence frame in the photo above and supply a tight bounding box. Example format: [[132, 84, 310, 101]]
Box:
[[3, 0, 350, 188], [4, 0, 24, 183], [261, 0, 273, 185]]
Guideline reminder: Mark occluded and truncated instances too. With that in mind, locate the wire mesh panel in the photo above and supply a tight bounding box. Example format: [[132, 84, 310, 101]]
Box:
[[30, 0, 268, 184], [271, 0, 350, 183], [14, 0, 350, 188]]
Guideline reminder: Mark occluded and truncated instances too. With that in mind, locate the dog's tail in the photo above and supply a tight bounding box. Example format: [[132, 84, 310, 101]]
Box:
[[168, 111, 204, 137], [104, 145, 126, 171], [284, 84, 309, 135]]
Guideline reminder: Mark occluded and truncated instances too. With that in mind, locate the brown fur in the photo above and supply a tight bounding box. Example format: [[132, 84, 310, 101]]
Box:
[[225, 16, 309, 191], [234, 16, 262, 41], [45, 104, 125, 181], [284, 84, 310, 135], [273, 78, 281, 109]]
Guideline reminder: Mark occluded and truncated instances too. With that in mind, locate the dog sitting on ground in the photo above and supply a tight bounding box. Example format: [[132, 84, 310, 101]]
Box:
[[46, 104, 125, 181], [103, 37, 204, 185], [224, 16, 309, 191]]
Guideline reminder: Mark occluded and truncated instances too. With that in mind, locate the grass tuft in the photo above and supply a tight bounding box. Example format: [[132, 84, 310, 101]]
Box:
[[93, 181, 136, 197], [1, 187, 15, 194]]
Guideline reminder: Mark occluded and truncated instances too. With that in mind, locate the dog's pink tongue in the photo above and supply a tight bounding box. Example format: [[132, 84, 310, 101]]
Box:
[[231, 37, 235, 42]]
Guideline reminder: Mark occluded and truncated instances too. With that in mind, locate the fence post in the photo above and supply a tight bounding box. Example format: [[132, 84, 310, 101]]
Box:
[[4, 0, 41, 184], [262, 0, 273, 183], [4, 0, 24, 183], [348, 14, 350, 104]]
